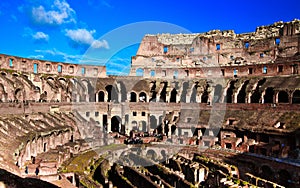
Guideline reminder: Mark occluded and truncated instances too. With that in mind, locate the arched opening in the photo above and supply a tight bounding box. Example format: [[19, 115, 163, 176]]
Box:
[[292, 90, 300, 104], [118, 81, 127, 102], [260, 165, 274, 181], [139, 92, 147, 102], [159, 82, 167, 102], [132, 121, 138, 131], [201, 90, 209, 103], [278, 91, 289, 103], [106, 85, 118, 102], [226, 81, 235, 103], [149, 81, 157, 102], [180, 82, 189, 102], [278, 170, 291, 187], [150, 115, 157, 129], [190, 84, 197, 103], [146, 150, 157, 160], [136, 68, 144, 76], [250, 79, 266, 103], [139, 121, 147, 132], [111, 116, 121, 132], [213, 84, 222, 103], [130, 92, 137, 102], [82, 80, 95, 102], [98, 91, 105, 102], [171, 125, 176, 135], [237, 80, 249, 103], [264, 87, 274, 103], [170, 88, 177, 103]]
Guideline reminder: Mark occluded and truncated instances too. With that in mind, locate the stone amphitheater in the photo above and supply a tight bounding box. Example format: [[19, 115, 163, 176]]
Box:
[[0, 19, 299, 187]]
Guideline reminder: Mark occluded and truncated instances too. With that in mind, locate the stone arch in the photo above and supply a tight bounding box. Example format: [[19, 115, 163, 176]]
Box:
[[237, 80, 249, 103], [118, 81, 127, 102], [139, 121, 147, 132], [146, 149, 157, 160], [98, 91, 105, 102], [277, 90, 289, 103], [250, 78, 266, 103], [131, 121, 138, 131], [136, 68, 144, 76], [190, 84, 197, 103], [14, 88, 23, 101], [149, 81, 157, 102], [278, 169, 291, 187], [263, 87, 274, 103], [260, 165, 274, 181], [150, 115, 157, 129], [170, 88, 177, 103], [225, 80, 235, 103], [130, 92, 137, 102], [201, 90, 209, 103], [292, 90, 300, 104], [111, 116, 121, 132], [82, 79, 95, 102], [139, 91, 147, 102], [106, 85, 118, 102], [213, 84, 222, 103], [180, 81, 189, 102], [159, 82, 167, 102]]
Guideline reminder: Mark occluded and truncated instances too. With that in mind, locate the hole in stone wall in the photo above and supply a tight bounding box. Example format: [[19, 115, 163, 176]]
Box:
[[292, 90, 300, 104], [170, 88, 177, 103], [237, 80, 249, 103], [264, 87, 274, 103], [278, 91, 289, 103]]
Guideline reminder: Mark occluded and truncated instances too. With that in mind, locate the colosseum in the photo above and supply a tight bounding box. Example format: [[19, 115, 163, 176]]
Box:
[[0, 19, 299, 187]]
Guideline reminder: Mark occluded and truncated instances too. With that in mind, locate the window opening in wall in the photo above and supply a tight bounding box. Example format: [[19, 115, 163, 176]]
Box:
[[244, 42, 249, 49], [58, 65, 62, 73], [86, 112, 90, 117], [229, 119, 235, 125], [278, 65, 283, 73], [233, 69, 238, 77], [9, 58, 13, 67], [133, 111, 137, 116], [190, 47, 194, 53], [136, 68, 144, 76], [33, 63, 38, 74], [230, 55, 234, 60], [248, 68, 253, 75], [292, 64, 298, 74], [263, 66, 267, 74], [185, 70, 189, 77], [162, 70, 166, 77], [260, 53, 264, 58], [203, 56, 207, 61], [275, 38, 280, 45], [150, 70, 155, 77], [141, 112, 146, 116], [95, 111, 99, 117], [93, 68, 98, 76], [173, 70, 178, 79], [216, 44, 220, 50], [163, 46, 168, 53], [221, 69, 225, 76], [43, 143, 47, 152], [187, 117, 192, 123], [46, 64, 51, 72], [176, 57, 180, 62], [81, 67, 86, 75]]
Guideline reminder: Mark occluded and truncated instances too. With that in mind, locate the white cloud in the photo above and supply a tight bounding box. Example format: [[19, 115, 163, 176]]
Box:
[[31, 0, 76, 25], [65, 28, 109, 49], [34, 48, 82, 63], [28, 54, 44, 59], [33, 31, 49, 41]]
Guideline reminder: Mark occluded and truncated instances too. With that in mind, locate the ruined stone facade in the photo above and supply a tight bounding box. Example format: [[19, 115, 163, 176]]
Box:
[[0, 19, 299, 187]]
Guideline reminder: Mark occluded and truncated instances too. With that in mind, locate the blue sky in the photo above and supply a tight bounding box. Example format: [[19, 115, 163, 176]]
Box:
[[0, 0, 299, 75]]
